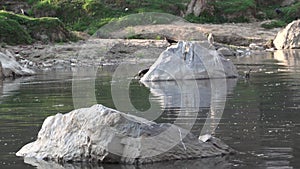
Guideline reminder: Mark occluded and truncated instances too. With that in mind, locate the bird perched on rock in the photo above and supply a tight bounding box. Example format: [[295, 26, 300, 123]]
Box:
[[207, 33, 214, 48], [135, 68, 149, 79], [20, 9, 29, 16], [165, 37, 178, 46], [245, 69, 252, 79]]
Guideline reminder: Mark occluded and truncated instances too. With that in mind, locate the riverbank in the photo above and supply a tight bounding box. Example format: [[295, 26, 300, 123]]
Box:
[[0, 21, 280, 71]]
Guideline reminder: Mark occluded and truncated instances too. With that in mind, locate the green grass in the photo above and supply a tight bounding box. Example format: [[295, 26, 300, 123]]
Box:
[[261, 20, 286, 29], [0, 15, 33, 45], [281, 2, 300, 23], [1, 0, 300, 44], [0, 10, 75, 45], [95, 12, 185, 38], [28, 0, 189, 35], [213, 0, 256, 14]]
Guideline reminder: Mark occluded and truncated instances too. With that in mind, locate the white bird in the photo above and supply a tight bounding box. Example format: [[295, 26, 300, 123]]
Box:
[[207, 33, 214, 45], [207, 33, 214, 48]]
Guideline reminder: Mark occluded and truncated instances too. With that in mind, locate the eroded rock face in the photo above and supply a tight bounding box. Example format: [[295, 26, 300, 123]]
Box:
[[140, 41, 238, 82], [274, 20, 300, 49], [16, 104, 234, 165], [0, 51, 35, 77]]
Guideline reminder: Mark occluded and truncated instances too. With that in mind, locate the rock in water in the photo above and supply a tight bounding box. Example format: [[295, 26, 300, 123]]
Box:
[[0, 51, 35, 77], [16, 104, 234, 164], [140, 41, 237, 82], [0, 61, 3, 79], [274, 20, 300, 49]]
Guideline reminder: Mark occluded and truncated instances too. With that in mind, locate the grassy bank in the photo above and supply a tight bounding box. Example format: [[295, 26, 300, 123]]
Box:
[[29, 0, 300, 31], [0, 0, 299, 45], [0, 10, 76, 45]]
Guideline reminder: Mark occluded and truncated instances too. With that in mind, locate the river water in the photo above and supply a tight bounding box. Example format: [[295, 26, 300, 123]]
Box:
[[0, 50, 300, 169]]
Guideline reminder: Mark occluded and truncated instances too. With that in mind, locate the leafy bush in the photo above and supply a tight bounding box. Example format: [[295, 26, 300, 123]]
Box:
[[213, 0, 256, 14], [261, 20, 286, 29], [282, 2, 300, 23], [0, 15, 33, 45], [0, 10, 74, 45]]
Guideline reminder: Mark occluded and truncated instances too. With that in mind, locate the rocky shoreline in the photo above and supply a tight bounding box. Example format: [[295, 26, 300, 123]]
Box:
[[0, 21, 281, 77]]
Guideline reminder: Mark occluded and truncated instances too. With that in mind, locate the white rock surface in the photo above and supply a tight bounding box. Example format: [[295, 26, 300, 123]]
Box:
[[274, 20, 300, 49], [0, 51, 35, 77], [140, 41, 238, 82], [16, 104, 233, 164]]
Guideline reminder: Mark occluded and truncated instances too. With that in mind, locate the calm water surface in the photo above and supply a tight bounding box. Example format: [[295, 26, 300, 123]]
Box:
[[1, 50, 300, 169]]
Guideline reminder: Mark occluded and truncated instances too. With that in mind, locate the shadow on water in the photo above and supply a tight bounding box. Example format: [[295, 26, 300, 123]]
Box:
[[24, 156, 230, 169], [1, 50, 300, 169]]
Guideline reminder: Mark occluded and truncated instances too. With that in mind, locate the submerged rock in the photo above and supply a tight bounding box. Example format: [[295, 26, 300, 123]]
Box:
[[0, 51, 35, 77], [16, 104, 234, 165], [274, 20, 300, 49], [140, 41, 237, 82]]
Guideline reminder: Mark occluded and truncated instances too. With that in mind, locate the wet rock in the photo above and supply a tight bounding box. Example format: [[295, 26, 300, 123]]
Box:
[[217, 47, 234, 56], [0, 61, 3, 79], [0, 51, 35, 77], [140, 41, 238, 81], [16, 104, 234, 164], [264, 39, 275, 49], [274, 20, 300, 49], [70, 59, 77, 63], [214, 34, 250, 46], [249, 43, 264, 50]]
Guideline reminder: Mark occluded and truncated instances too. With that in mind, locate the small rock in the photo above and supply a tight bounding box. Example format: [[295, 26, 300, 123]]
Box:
[[217, 47, 234, 56], [42, 62, 53, 68], [249, 43, 257, 50], [28, 61, 34, 66], [264, 39, 274, 49], [70, 59, 77, 63], [235, 49, 244, 56]]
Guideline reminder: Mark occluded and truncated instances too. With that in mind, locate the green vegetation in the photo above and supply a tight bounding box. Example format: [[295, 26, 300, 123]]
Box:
[[0, 10, 75, 45], [214, 0, 256, 14], [261, 20, 286, 29], [28, 0, 189, 35], [0, 0, 300, 45], [0, 15, 33, 45]]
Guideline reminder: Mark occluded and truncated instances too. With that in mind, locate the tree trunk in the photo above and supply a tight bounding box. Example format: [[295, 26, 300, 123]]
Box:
[[185, 0, 211, 17]]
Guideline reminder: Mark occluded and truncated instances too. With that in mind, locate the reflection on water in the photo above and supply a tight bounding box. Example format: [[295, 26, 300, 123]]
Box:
[[0, 50, 300, 169], [23, 156, 230, 169]]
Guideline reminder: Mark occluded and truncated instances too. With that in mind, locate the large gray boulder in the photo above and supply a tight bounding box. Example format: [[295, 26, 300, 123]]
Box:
[[140, 41, 238, 82], [16, 104, 234, 165], [274, 20, 300, 49], [0, 51, 35, 77]]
